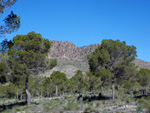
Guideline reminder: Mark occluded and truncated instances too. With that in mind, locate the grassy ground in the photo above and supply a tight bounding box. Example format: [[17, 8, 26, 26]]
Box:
[[1, 95, 150, 113]]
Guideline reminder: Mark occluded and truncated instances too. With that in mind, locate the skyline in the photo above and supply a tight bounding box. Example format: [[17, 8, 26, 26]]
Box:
[[0, 0, 150, 62]]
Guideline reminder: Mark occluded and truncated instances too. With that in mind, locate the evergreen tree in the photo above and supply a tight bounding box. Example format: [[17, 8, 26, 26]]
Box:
[[87, 39, 137, 85], [136, 68, 150, 94], [86, 71, 102, 93], [0, 0, 20, 37], [50, 71, 67, 96], [0, 60, 9, 83], [8, 31, 51, 105], [71, 70, 86, 94], [87, 39, 137, 98]]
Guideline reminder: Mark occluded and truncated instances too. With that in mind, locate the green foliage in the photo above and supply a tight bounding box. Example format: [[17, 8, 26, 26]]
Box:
[[0, 83, 16, 98], [71, 70, 87, 93], [63, 79, 73, 94], [64, 102, 79, 110], [28, 76, 43, 97], [125, 98, 131, 103], [84, 106, 99, 113], [0, 7, 20, 37], [8, 31, 51, 74], [50, 71, 67, 86], [138, 97, 150, 112], [87, 39, 137, 87], [86, 71, 102, 92], [114, 60, 138, 84], [12, 31, 51, 54], [42, 76, 55, 96], [136, 106, 143, 113], [46, 58, 57, 69], [0, 0, 17, 13], [13, 62, 30, 77], [0, 39, 8, 52], [96, 102, 100, 107], [0, 32, 51, 104], [103, 110, 107, 113], [0, 60, 9, 83], [123, 81, 132, 91], [2, 11, 20, 35], [0, 51, 9, 62], [50, 71, 67, 95], [137, 68, 150, 88], [95, 69, 111, 87]]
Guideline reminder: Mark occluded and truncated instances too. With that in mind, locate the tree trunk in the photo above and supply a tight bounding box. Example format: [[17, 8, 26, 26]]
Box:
[[25, 77, 31, 105], [71, 89, 73, 95], [56, 85, 58, 96], [41, 86, 43, 97], [101, 86, 103, 95], [47, 88, 48, 97], [20, 91, 22, 100], [16, 88, 18, 102], [145, 87, 147, 95], [21, 93, 22, 100], [112, 80, 115, 100], [117, 85, 120, 91]]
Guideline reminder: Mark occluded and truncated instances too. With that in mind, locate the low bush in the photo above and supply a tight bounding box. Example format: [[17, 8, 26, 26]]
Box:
[[63, 102, 79, 111]]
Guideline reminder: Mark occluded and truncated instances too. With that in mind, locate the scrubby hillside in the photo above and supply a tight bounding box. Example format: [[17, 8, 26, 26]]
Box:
[[42, 40, 150, 77], [39, 58, 89, 78], [133, 59, 150, 70]]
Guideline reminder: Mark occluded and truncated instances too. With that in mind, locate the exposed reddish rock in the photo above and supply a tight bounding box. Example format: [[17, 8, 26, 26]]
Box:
[[47, 40, 99, 59]]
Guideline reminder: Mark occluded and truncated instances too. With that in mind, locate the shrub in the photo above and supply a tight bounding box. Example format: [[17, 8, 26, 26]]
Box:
[[84, 106, 99, 113], [103, 110, 107, 113], [63, 102, 78, 111], [96, 103, 100, 107], [44, 105, 52, 112], [102, 101, 106, 105], [126, 98, 131, 103], [59, 109, 64, 113], [138, 97, 145, 104], [118, 104, 123, 107], [136, 106, 143, 113], [88, 102, 93, 106]]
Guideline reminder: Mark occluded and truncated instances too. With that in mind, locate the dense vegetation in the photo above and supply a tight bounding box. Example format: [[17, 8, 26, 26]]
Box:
[[0, 31, 52, 105], [0, 36, 150, 98]]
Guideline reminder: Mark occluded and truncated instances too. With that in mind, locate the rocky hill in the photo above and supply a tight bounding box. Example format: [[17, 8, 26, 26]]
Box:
[[47, 40, 99, 59], [133, 59, 150, 70], [41, 40, 150, 78]]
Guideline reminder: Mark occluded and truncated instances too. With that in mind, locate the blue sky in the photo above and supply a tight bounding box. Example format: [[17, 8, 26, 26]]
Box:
[[0, 0, 150, 62]]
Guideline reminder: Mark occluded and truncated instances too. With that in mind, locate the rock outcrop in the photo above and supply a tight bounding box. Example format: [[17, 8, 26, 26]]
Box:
[[47, 40, 99, 59], [42, 40, 150, 78]]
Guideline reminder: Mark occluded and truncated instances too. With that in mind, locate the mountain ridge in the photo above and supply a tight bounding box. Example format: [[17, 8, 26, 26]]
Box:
[[47, 40, 99, 59], [43, 40, 150, 78]]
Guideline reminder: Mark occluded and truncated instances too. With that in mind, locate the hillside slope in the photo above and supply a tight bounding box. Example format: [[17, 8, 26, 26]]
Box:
[[41, 40, 150, 78], [38, 58, 89, 78], [133, 59, 150, 70]]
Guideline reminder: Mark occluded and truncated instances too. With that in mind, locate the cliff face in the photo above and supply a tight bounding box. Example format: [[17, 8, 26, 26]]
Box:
[[47, 40, 99, 59]]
